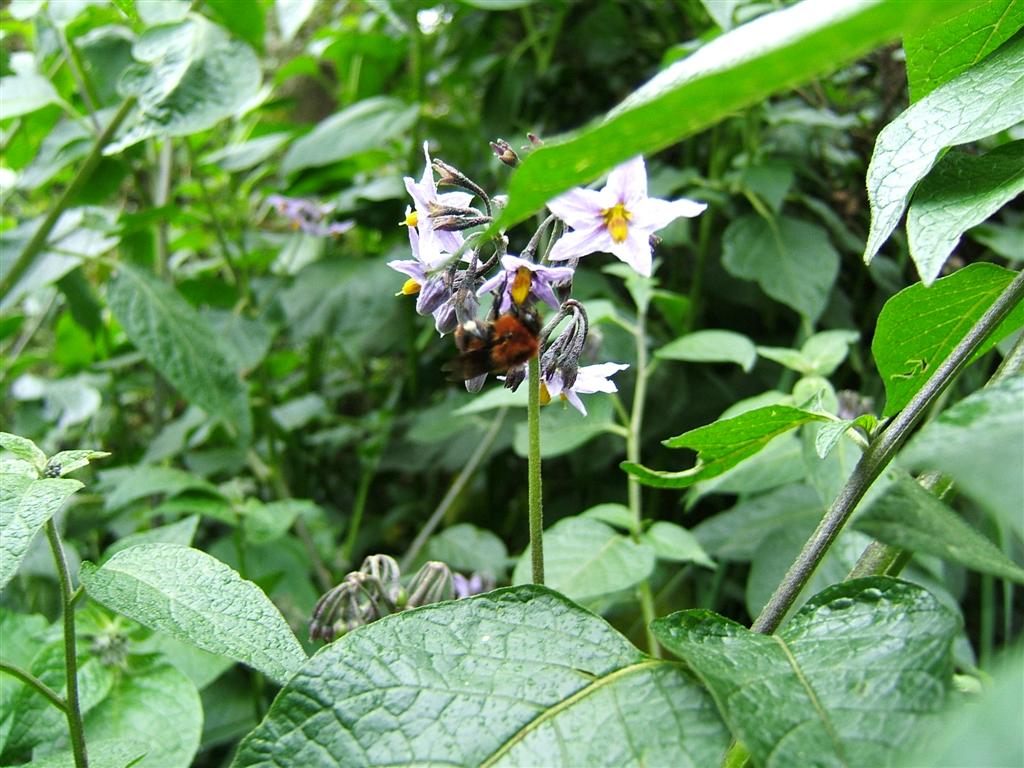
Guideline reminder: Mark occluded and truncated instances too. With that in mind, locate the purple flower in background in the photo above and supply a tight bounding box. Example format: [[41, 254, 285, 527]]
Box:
[[543, 362, 629, 416], [267, 194, 354, 237], [403, 142, 474, 255], [453, 572, 495, 598], [546, 156, 706, 277], [476, 254, 574, 313]]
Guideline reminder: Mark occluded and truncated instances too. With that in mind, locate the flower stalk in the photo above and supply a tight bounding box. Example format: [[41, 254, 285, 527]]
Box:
[[528, 354, 545, 585]]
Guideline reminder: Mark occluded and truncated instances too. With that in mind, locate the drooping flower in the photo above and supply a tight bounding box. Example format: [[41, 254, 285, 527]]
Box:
[[476, 254, 574, 313], [546, 156, 706, 277], [542, 362, 629, 416], [267, 194, 354, 237], [403, 142, 474, 256]]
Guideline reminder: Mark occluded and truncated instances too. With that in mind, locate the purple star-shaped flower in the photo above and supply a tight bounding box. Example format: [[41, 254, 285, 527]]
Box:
[[544, 362, 629, 416], [546, 156, 706, 277], [404, 142, 474, 256], [477, 254, 574, 313], [267, 194, 354, 238]]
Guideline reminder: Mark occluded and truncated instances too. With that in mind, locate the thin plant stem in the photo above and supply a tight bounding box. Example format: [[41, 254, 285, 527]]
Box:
[[0, 660, 67, 713], [626, 301, 660, 656], [528, 354, 545, 584], [401, 407, 509, 572], [342, 467, 374, 569], [0, 98, 135, 300], [751, 267, 1024, 635], [45, 520, 89, 768]]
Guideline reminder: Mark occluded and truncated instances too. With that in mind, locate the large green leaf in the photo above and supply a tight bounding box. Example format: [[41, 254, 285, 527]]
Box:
[[855, 478, 1024, 583], [0, 431, 47, 473], [79, 544, 307, 685], [904, 0, 1024, 100], [83, 663, 202, 768], [0, 74, 63, 119], [653, 578, 959, 768], [864, 34, 1024, 266], [656, 329, 757, 371], [281, 97, 418, 175], [231, 587, 730, 767], [107, 264, 252, 440], [512, 517, 655, 601], [31, 739, 149, 768], [0, 474, 82, 590], [722, 215, 839, 322], [901, 375, 1024, 538], [907, 142, 1024, 285], [623, 405, 826, 489], [493, 0, 976, 230], [871, 263, 1024, 417], [107, 15, 262, 153]]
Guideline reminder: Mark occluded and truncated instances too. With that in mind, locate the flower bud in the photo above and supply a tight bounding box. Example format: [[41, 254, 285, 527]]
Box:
[[416, 273, 449, 315], [405, 561, 455, 608], [503, 365, 526, 392], [360, 554, 403, 605], [432, 214, 492, 232], [309, 572, 383, 642], [490, 139, 519, 167], [434, 301, 458, 334]]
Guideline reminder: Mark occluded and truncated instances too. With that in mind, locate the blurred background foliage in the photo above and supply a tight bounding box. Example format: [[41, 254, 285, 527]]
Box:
[[1, 1, 1021, 760]]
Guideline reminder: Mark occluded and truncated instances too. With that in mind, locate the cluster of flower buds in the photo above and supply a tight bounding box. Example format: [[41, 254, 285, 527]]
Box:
[[266, 194, 354, 237], [309, 554, 491, 642]]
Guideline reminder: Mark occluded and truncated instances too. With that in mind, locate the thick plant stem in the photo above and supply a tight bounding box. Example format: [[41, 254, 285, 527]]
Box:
[[0, 661, 67, 713], [0, 98, 134, 300], [627, 302, 660, 656], [401, 408, 508, 572], [528, 355, 545, 584], [45, 520, 89, 768], [751, 268, 1024, 635]]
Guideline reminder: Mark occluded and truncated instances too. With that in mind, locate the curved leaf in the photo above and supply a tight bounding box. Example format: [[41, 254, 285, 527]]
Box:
[[79, 544, 306, 685], [653, 578, 959, 768], [231, 586, 730, 767], [0, 475, 82, 590], [657, 330, 757, 371]]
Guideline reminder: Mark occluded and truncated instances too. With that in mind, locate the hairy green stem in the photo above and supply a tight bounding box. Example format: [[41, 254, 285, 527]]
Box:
[[45, 520, 89, 768], [626, 301, 660, 656], [751, 268, 1024, 635], [342, 467, 375, 568], [401, 407, 508, 572], [0, 660, 67, 713], [0, 98, 134, 300], [528, 355, 545, 584]]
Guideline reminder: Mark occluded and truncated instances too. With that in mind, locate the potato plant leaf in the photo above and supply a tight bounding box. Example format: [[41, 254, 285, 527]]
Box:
[[872, 263, 1024, 417], [653, 578, 959, 768], [79, 544, 307, 685], [0, 475, 83, 590], [231, 586, 730, 767], [622, 405, 827, 489]]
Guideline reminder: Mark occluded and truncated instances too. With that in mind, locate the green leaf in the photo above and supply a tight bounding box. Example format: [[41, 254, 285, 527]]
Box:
[[31, 739, 148, 768], [692, 484, 823, 561], [230, 587, 730, 767], [813, 419, 854, 459], [281, 97, 418, 175], [901, 375, 1024, 538], [241, 499, 309, 545], [864, 34, 1024, 265], [579, 502, 636, 533], [0, 475, 82, 590], [0, 74, 63, 119], [204, 0, 265, 50], [872, 263, 1024, 417], [45, 449, 110, 477], [422, 523, 509, 580], [653, 578, 959, 768], [0, 432, 46, 473], [855, 478, 1024, 583], [513, 394, 622, 458], [103, 464, 220, 511], [512, 518, 655, 602], [84, 664, 202, 768], [623, 405, 826, 489], [907, 141, 1024, 285], [758, 329, 859, 376], [275, 0, 316, 44], [493, 0, 974, 231], [722, 215, 839, 321], [79, 544, 307, 685], [201, 132, 290, 172], [657, 329, 757, 371], [103, 515, 200, 561], [904, 0, 1024, 100], [641, 521, 715, 568], [107, 264, 252, 440], [108, 16, 262, 153]]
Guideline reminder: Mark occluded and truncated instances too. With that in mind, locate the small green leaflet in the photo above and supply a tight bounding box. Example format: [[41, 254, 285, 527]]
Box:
[[623, 405, 827, 489]]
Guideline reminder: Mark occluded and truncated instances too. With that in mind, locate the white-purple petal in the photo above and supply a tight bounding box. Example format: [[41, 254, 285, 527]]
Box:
[[549, 225, 611, 262], [607, 228, 654, 277], [605, 156, 647, 206], [631, 196, 707, 230], [386, 259, 426, 280], [547, 188, 607, 228]]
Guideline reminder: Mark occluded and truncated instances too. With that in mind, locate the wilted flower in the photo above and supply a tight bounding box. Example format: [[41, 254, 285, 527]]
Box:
[[267, 194, 354, 238], [543, 362, 629, 416], [476, 254, 574, 313], [404, 142, 474, 256], [546, 156, 706, 277], [405, 561, 455, 608]]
